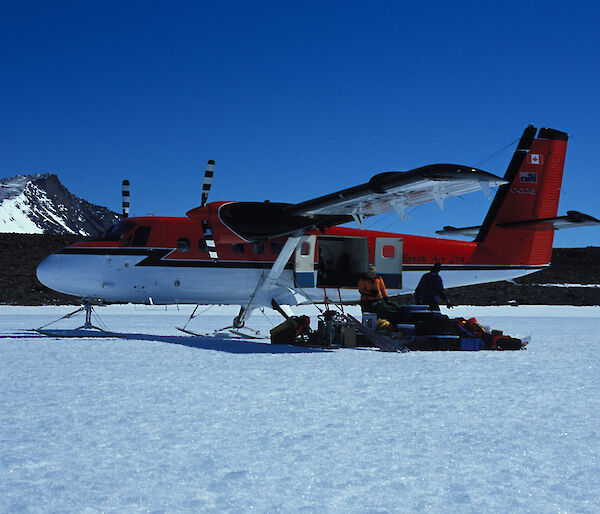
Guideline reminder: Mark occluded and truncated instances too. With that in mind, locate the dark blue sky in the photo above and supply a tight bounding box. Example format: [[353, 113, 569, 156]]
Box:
[[2, 1, 599, 246]]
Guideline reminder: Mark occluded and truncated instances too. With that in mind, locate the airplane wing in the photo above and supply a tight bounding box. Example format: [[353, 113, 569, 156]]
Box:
[[285, 164, 504, 219], [191, 164, 506, 242]]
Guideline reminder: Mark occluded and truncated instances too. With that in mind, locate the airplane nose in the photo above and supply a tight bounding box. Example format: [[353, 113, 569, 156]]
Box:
[[36, 252, 107, 298], [36, 254, 64, 292]]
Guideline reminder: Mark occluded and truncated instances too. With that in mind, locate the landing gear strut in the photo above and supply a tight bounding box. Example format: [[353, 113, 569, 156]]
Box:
[[34, 298, 108, 335], [233, 307, 247, 328], [78, 300, 96, 330]]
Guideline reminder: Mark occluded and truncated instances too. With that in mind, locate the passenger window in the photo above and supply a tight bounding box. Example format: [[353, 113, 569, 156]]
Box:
[[253, 242, 265, 255], [270, 241, 283, 255], [232, 243, 245, 254], [177, 238, 191, 252], [199, 239, 209, 253], [131, 226, 152, 246], [382, 245, 395, 258]]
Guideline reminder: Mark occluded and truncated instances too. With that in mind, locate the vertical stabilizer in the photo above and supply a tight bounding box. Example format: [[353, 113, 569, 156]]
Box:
[[473, 126, 568, 265]]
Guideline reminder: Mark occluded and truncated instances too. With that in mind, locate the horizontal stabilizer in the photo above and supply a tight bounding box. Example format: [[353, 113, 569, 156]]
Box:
[[435, 225, 481, 238], [497, 210, 600, 231], [437, 210, 599, 239]]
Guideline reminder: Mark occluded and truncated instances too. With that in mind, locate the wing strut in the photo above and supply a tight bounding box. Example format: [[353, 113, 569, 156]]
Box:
[[266, 234, 303, 284], [234, 233, 306, 328]]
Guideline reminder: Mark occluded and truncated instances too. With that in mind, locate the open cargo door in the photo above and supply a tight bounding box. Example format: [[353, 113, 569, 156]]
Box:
[[315, 235, 369, 288], [294, 235, 317, 287], [375, 237, 403, 289]]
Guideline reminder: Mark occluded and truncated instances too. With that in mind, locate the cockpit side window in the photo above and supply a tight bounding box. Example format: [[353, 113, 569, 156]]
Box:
[[131, 226, 152, 246], [177, 238, 191, 252], [270, 241, 283, 255], [96, 221, 135, 241]]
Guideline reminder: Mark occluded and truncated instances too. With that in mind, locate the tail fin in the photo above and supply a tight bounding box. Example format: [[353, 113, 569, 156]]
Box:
[[474, 125, 568, 265]]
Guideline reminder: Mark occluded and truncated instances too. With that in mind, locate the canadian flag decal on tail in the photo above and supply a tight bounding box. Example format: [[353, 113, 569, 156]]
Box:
[[529, 153, 542, 165]]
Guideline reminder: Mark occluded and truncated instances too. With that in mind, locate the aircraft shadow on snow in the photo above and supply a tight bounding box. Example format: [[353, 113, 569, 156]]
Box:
[[14, 330, 329, 354], [116, 332, 329, 354]]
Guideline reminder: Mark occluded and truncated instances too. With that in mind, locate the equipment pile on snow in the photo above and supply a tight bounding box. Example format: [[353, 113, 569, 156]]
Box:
[[270, 305, 528, 352]]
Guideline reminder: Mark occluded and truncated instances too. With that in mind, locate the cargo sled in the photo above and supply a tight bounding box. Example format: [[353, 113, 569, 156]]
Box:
[[269, 305, 528, 352]]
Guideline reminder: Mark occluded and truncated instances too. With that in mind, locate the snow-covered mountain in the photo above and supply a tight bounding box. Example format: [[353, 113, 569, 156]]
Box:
[[0, 174, 119, 236]]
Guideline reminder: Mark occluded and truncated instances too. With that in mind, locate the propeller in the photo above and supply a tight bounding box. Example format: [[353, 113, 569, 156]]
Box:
[[122, 180, 130, 217], [200, 160, 218, 260], [202, 220, 219, 261], [201, 159, 215, 207]]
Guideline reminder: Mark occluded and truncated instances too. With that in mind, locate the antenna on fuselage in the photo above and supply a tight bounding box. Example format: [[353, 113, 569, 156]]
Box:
[[122, 180, 130, 218], [201, 160, 215, 207]]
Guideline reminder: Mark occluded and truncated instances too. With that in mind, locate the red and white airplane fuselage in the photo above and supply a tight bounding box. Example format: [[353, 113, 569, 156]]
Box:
[[36, 126, 599, 324], [36, 223, 539, 305]]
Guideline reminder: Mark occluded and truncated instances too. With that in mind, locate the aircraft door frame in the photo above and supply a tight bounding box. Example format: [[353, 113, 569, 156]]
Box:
[[315, 235, 369, 288], [294, 235, 317, 287], [374, 237, 403, 289]]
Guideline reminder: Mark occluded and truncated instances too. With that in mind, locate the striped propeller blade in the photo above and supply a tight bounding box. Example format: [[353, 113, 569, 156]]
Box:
[[202, 221, 219, 261], [201, 160, 215, 207], [122, 180, 130, 217]]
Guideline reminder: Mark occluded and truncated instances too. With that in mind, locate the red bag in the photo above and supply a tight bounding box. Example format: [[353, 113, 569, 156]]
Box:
[[457, 317, 486, 337]]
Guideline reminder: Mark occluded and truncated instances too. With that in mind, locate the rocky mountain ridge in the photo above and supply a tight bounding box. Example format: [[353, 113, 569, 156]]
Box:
[[0, 173, 118, 236]]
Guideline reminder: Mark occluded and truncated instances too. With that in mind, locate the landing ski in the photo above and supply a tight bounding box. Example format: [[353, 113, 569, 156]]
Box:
[[176, 327, 211, 337], [176, 327, 266, 340], [35, 328, 120, 338], [228, 329, 267, 340]]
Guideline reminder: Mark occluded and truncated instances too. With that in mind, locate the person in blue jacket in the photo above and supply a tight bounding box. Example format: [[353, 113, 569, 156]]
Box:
[[414, 262, 453, 311]]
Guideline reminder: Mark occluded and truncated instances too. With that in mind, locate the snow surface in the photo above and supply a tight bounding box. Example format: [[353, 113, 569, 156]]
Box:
[[1, 304, 599, 512]]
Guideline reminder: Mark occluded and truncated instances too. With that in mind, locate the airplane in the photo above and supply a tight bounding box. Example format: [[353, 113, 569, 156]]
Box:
[[36, 125, 599, 330]]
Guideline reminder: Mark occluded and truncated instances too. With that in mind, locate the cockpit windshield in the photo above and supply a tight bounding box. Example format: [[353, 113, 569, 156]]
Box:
[[96, 221, 135, 241]]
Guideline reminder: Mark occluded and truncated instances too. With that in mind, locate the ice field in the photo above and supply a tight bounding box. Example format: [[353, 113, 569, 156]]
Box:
[[1, 304, 599, 512]]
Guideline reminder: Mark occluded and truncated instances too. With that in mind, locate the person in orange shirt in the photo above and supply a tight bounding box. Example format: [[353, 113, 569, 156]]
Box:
[[357, 265, 388, 312]]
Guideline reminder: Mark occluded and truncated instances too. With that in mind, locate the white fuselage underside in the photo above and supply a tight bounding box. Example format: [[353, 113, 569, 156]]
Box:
[[37, 253, 541, 306]]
